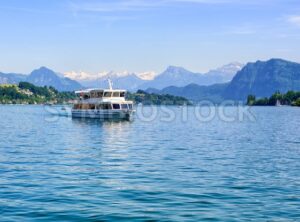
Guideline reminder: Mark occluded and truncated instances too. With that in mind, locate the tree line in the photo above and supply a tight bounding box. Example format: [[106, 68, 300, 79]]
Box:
[[0, 82, 76, 104], [247, 91, 300, 107], [127, 90, 191, 105], [0, 82, 191, 105]]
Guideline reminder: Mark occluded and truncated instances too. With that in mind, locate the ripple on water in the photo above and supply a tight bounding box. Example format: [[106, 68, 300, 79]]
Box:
[[0, 105, 300, 221]]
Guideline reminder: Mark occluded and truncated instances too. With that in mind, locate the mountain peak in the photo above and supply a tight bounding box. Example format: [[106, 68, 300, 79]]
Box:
[[165, 66, 189, 73], [138, 71, 157, 80], [266, 58, 294, 65], [104, 71, 134, 78], [30, 67, 57, 78], [35, 66, 53, 72], [26, 67, 82, 91], [251, 58, 291, 66], [225, 58, 300, 100], [212, 62, 244, 74]]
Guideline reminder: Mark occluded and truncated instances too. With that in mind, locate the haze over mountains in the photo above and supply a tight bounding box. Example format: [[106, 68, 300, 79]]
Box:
[[139, 63, 242, 90], [223, 59, 300, 100], [65, 62, 243, 90], [0, 62, 243, 92], [0, 67, 81, 91], [150, 59, 300, 102], [1, 59, 299, 102]]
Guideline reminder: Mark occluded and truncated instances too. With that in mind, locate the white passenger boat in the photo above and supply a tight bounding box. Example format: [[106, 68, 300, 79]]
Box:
[[72, 80, 135, 120]]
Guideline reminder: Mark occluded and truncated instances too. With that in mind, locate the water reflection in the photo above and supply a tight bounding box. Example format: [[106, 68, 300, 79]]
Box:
[[71, 116, 133, 174], [71, 117, 132, 127]]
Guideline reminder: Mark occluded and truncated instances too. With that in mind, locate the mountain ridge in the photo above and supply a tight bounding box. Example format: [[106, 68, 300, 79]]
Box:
[[69, 62, 243, 90], [0, 67, 82, 91], [1, 59, 299, 99], [224, 58, 300, 100], [147, 59, 300, 102]]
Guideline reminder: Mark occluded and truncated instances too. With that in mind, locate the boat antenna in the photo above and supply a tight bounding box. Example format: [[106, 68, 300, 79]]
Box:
[[108, 78, 113, 90]]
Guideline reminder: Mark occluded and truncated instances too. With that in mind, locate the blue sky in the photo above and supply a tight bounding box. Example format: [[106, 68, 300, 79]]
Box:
[[0, 0, 300, 74]]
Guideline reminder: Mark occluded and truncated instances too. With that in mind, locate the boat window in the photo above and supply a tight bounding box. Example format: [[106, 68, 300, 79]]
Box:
[[104, 92, 112, 97], [128, 104, 133, 110], [91, 92, 103, 98], [90, 92, 96, 98], [120, 92, 125, 97], [113, 104, 120, 109], [89, 104, 95, 109], [83, 94, 90, 99], [121, 104, 128, 109], [99, 104, 112, 109], [96, 92, 103, 98], [112, 92, 120, 97]]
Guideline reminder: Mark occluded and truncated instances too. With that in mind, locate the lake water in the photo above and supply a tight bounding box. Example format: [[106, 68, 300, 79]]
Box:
[[0, 105, 299, 221]]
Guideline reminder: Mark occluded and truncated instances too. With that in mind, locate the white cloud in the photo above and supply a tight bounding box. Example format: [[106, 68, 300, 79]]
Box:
[[287, 15, 300, 27]]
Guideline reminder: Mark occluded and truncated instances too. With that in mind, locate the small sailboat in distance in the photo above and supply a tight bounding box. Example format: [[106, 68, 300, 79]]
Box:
[[276, 99, 282, 107]]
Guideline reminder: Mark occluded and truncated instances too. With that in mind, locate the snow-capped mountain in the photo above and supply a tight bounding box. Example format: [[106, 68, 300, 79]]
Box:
[[136, 71, 157, 80], [63, 70, 157, 90], [66, 71, 146, 91], [0, 62, 243, 92], [65, 70, 157, 81], [205, 62, 244, 81], [138, 63, 244, 90], [63, 62, 243, 91], [214, 62, 244, 75], [97, 72, 146, 91], [64, 71, 98, 81], [139, 66, 203, 90]]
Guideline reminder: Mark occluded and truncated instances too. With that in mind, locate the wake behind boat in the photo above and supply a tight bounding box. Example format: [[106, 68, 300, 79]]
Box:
[[72, 80, 135, 120]]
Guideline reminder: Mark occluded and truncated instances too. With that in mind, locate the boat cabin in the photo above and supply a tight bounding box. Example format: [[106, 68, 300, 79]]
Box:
[[73, 89, 133, 111], [75, 89, 127, 101], [73, 102, 133, 110]]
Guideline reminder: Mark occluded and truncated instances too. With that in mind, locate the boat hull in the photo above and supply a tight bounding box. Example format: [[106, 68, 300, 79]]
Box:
[[71, 109, 134, 120]]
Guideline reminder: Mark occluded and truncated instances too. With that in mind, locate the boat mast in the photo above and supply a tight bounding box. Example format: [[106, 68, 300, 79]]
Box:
[[108, 79, 113, 90]]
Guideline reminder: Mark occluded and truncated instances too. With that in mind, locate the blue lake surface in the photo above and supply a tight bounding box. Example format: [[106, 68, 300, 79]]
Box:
[[0, 105, 299, 221]]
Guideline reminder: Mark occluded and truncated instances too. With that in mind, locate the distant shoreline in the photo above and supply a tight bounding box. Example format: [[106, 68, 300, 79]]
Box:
[[247, 91, 300, 107]]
